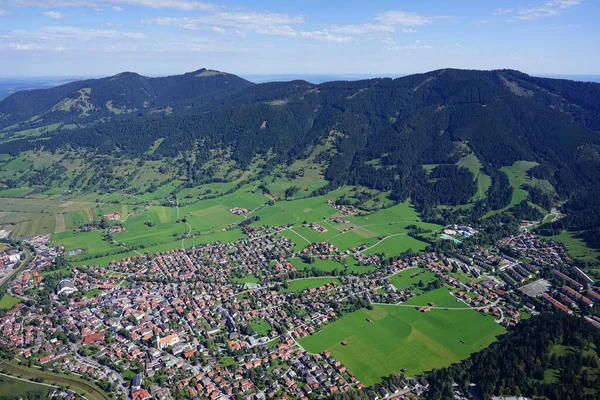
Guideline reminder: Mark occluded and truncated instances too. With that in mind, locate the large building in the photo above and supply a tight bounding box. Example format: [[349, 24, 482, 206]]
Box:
[[156, 333, 180, 350], [55, 279, 77, 296]]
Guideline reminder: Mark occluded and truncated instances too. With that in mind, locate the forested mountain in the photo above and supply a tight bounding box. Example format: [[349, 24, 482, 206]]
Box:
[[2, 68, 600, 247], [0, 68, 253, 130]]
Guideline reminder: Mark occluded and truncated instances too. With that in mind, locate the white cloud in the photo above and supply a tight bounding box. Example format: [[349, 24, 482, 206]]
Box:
[[0, 8, 11, 15], [142, 13, 354, 44], [5, 42, 43, 50], [374, 11, 433, 26], [328, 10, 440, 39], [43, 10, 64, 19], [299, 31, 351, 43], [112, 5, 122, 11], [143, 12, 305, 32], [493, 8, 513, 16], [388, 44, 433, 51], [515, 0, 581, 20]]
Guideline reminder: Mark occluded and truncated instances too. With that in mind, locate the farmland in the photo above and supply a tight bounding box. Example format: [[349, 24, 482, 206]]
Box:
[[299, 303, 504, 386]]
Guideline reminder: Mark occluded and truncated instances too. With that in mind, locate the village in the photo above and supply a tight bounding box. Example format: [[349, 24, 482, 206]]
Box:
[[0, 226, 599, 400]]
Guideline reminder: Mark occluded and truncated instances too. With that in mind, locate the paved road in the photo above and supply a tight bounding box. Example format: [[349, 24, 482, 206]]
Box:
[[0, 246, 35, 288]]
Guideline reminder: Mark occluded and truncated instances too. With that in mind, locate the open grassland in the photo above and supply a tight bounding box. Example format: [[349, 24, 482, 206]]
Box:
[[289, 257, 372, 275], [485, 160, 555, 217], [390, 267, 438, 294], [0, 374, 50, 398], [543, 230, 600, 265], [299, 302, 504, 386], [283, 277, 341, 292], [402, 288, 471, 308], [52, 229, 121, 259], [456, 154, 492, 203], [1, 361, 109, 400], [0, 294, 20, 309], [363, 234, 429, 257]]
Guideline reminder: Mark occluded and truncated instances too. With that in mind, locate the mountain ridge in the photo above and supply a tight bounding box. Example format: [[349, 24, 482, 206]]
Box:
[[1, 67, 599, 251]]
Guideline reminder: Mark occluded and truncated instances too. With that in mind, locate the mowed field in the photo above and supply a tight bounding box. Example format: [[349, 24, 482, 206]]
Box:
[[390, 267, 438, 294], [299, 301, 504, 385]]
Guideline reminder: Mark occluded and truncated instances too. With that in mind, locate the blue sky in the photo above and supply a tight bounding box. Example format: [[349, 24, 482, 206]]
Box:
[[0, 0, 598, 77]]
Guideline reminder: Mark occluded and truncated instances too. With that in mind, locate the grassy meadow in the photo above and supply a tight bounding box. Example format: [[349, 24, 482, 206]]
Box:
[[299, 302, 504, 385]]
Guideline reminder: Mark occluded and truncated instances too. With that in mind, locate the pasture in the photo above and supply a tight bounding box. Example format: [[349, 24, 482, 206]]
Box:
[[0, 374, 50, 398], [456, 154, 492, 203], [289, 257, 372, 275], [283, 277, 341, 292], [402, 288, 471, 308], [299, 303, 504, 385], [390, 267, 437, 294]]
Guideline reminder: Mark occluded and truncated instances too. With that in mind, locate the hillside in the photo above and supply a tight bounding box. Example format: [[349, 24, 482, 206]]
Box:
[[0, 68, 253, 132], [1, 68, 600, 253]]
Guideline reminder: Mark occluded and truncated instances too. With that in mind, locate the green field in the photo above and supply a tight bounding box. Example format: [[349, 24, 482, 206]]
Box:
[[456, 154, 492, 203], [1, 361, 109, 400], [390, 267, 437, 294], [0, 374, 50, 398], [363, 234, 429, 257], [0, 294, 20, 310], [544, 230, 600, 265], [52, 229, 121, 259], [250, 320, 272, 336], [289, 257, 373, 275], [299, 303, 504, 385], [233, 275, 260, 284], [283, 278, 341, 292], [402, 288, 470, 309]]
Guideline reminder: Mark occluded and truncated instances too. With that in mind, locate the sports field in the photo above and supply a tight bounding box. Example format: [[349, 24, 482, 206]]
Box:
[[299, 303, 504, 385]]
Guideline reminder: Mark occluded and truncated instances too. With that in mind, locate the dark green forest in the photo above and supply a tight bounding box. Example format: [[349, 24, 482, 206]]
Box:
[[425, 312, 600, 400], [1, 68, 600, 248]]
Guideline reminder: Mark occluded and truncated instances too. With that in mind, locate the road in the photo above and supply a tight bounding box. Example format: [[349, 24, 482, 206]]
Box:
[[0, 246, 35, 289], [0, 371, 58, 388]]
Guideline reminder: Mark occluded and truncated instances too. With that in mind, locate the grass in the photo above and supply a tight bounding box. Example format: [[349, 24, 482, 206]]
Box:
[[486, 160, 554, 217], [0, 374, 50, 397], [1, 361, 110, 400], [233, 275, 260, 284], [402, 288, 471, 309], [299, 303, 504, 385], [52, 230, 121, 260], [0, 294, 20, 309], [363, 234, 429, 257], [543, 230, 600, 264], [251, 320, 272, 336], [218, 357, 237, 367], [283, 278, 341, 292], [289, 257, 371, 275], [390, 267, 437, 294], [456, 154, 492, 203]]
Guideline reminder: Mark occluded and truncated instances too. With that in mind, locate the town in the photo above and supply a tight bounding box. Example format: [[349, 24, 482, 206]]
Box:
[[0, 226, 598, 400]]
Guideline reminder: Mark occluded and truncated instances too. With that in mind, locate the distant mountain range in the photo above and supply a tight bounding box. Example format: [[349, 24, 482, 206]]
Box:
[[0, 68, 252, 130], [1, 67, 599, 249]]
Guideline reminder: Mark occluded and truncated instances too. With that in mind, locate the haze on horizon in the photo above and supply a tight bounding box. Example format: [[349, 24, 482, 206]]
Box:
[[0, 0, 598, 78]]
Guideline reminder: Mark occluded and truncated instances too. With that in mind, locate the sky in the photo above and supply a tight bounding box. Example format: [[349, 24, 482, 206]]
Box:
[[0, 0, 598, 77]]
